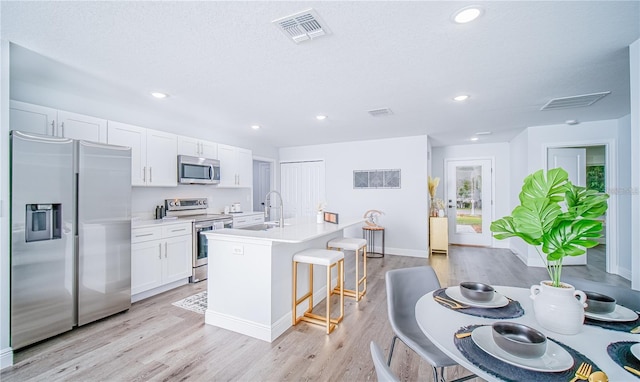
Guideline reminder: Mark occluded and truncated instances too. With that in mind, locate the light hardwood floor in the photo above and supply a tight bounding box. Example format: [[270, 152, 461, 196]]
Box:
[[1, 246, 630, 382]]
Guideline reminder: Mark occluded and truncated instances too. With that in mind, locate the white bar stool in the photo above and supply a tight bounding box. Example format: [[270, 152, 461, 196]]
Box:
[[327, 237, 367, 301], [292, 249, 345, 334]]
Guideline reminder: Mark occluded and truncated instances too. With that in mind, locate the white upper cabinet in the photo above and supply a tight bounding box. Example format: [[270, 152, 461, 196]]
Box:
[[146, 129, 177, 187], [218, 144, 252, 187], [107, 121, 177, 187], [10, 101, 107, 143], [177, 136, 218, 159], [107, 121, 147, 186], [10, 101, 56, 136], [57, 110, 107, 143]]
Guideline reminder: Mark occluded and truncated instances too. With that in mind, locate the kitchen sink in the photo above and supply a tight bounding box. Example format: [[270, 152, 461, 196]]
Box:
[[239, 224, 275, 231]]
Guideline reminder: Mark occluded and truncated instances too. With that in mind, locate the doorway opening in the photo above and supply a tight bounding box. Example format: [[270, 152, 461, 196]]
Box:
[[547, 145, 609, 272], [252, 158, 275, 213]]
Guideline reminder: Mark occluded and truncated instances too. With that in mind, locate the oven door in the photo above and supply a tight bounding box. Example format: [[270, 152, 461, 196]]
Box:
[[194, 221, 224, 267]]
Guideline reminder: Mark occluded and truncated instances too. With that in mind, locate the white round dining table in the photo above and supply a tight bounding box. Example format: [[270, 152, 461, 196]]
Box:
[[415, 286, 638, 381]]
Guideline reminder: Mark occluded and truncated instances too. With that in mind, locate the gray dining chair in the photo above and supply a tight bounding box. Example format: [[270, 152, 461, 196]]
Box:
[[370, 341, 400, 382], [385, 266, 475, 382], [562, 276, 640, 311]]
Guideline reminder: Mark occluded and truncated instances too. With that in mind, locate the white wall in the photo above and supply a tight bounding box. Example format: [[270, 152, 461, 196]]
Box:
[[279, 136, 429, 258], [617, 114, 632, 277], [630, 38, 639, 290], [1, 40, 13, 369], [508, 129, 530, 260], [431, 142, 511, 249]]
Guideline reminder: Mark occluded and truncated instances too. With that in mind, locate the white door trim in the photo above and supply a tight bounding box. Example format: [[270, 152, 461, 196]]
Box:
[[542, 139, 618, 277]]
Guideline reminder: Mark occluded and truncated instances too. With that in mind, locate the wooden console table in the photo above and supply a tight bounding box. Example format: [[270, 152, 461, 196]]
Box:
[[429, 217, 448, 256]]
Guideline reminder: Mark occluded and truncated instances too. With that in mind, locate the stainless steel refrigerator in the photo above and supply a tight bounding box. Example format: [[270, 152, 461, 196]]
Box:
[[10, 130, 132, 350]]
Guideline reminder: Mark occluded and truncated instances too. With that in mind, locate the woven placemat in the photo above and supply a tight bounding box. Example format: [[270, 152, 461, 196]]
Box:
[[607, 341, 640, 379], [433, 288, 524, 319], [585, 315, 640, 333], [455, 325, 601, 382]]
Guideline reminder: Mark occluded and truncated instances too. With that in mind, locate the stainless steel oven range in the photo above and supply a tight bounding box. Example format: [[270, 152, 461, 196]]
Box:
[[165, 198, 232, 283]]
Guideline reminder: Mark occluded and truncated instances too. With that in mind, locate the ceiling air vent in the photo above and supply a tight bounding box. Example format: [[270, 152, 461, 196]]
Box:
[[272, 9, 330, 43], [368, 108, 393, 117], [540, 91, 611, 110]]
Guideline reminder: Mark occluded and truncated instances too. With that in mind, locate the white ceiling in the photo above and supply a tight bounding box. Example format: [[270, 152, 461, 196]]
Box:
[[2, 1, 639, 148]]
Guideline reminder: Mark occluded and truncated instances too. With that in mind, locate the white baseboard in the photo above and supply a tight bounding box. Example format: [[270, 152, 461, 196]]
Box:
[[619, 267, 632, 281], [131, 278, 189, 303], [205, 310, 272, 342], [1, 347, 13, 370], [383, 248, 428, 258]]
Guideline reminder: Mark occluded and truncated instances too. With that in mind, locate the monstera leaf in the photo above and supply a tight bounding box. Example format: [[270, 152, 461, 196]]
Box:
[[491, 168, 609, 287]]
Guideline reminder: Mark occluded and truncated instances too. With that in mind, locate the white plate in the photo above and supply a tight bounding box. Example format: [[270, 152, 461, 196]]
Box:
[[471, 326, 574, 372], [585, 304, 639, 322], [444, 286, 509, 308], [631, 343, 640, 362]]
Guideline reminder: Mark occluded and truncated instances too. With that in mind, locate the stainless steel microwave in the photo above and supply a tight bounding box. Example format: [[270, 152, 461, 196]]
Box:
[[178, 155, 220, 184]]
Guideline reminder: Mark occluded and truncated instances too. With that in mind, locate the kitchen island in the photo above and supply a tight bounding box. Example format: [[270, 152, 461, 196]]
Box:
[[203, 216, 363, 342]]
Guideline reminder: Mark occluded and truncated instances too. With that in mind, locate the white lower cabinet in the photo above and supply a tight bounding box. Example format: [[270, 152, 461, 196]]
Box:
[[131, 223, 192, 295]]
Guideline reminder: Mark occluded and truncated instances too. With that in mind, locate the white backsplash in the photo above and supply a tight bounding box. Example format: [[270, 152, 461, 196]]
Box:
[[132, 185, 252, 219]]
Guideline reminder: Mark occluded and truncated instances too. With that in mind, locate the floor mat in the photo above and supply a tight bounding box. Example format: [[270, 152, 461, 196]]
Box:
[[171, 291, 207, 314]]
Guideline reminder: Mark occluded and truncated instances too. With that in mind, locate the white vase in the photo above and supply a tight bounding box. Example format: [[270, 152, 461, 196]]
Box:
[[317, 211, 324, 224], [530, 281, 586, 335]]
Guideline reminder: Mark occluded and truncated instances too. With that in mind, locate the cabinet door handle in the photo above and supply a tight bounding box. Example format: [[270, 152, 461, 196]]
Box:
[[135, 233, 154, 238], [198, 142, 202, 155], [171, 228, 186, 232], [165, 242, 168, 258], [61, 122, 65, 137], [143, 166, 146, 182], [149, 167, 153, 183], [158, 243, 162, 259], [51, 120, 56, 136]]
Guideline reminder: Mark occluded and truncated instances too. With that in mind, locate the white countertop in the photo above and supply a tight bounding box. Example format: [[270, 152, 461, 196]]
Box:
[[204, 216, 364, 243], [131, 217, 189, 228]]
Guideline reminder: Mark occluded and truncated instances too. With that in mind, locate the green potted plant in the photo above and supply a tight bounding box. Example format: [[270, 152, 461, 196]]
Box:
[[490, 167, 609, 334]]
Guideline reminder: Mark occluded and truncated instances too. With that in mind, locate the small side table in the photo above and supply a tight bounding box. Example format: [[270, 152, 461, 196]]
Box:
[[362, 226, 385, 258]]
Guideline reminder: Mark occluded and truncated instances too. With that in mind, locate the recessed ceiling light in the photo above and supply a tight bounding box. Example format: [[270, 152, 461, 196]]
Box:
[[452, 6, 483, 24], [151, 92, 168, 99], [251, 125, 261, 130], [475, 131, 492, 135], [453, 95, 470, 102], [470, 137, 479, 141], [316, 115, 327, 120]]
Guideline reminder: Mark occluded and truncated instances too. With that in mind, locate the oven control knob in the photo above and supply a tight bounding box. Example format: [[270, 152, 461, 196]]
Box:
[[169, 201, 175, 207]]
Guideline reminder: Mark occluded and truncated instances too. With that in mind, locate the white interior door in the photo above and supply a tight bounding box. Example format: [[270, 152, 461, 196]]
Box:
[[446, 159, 493, 246], [281, 161, 325, 219], [547, 147, 587, 265], [548, 148, 586, 186]]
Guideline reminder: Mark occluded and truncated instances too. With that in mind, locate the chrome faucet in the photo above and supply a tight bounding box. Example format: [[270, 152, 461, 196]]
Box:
[[264, 190, 284, 228]]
